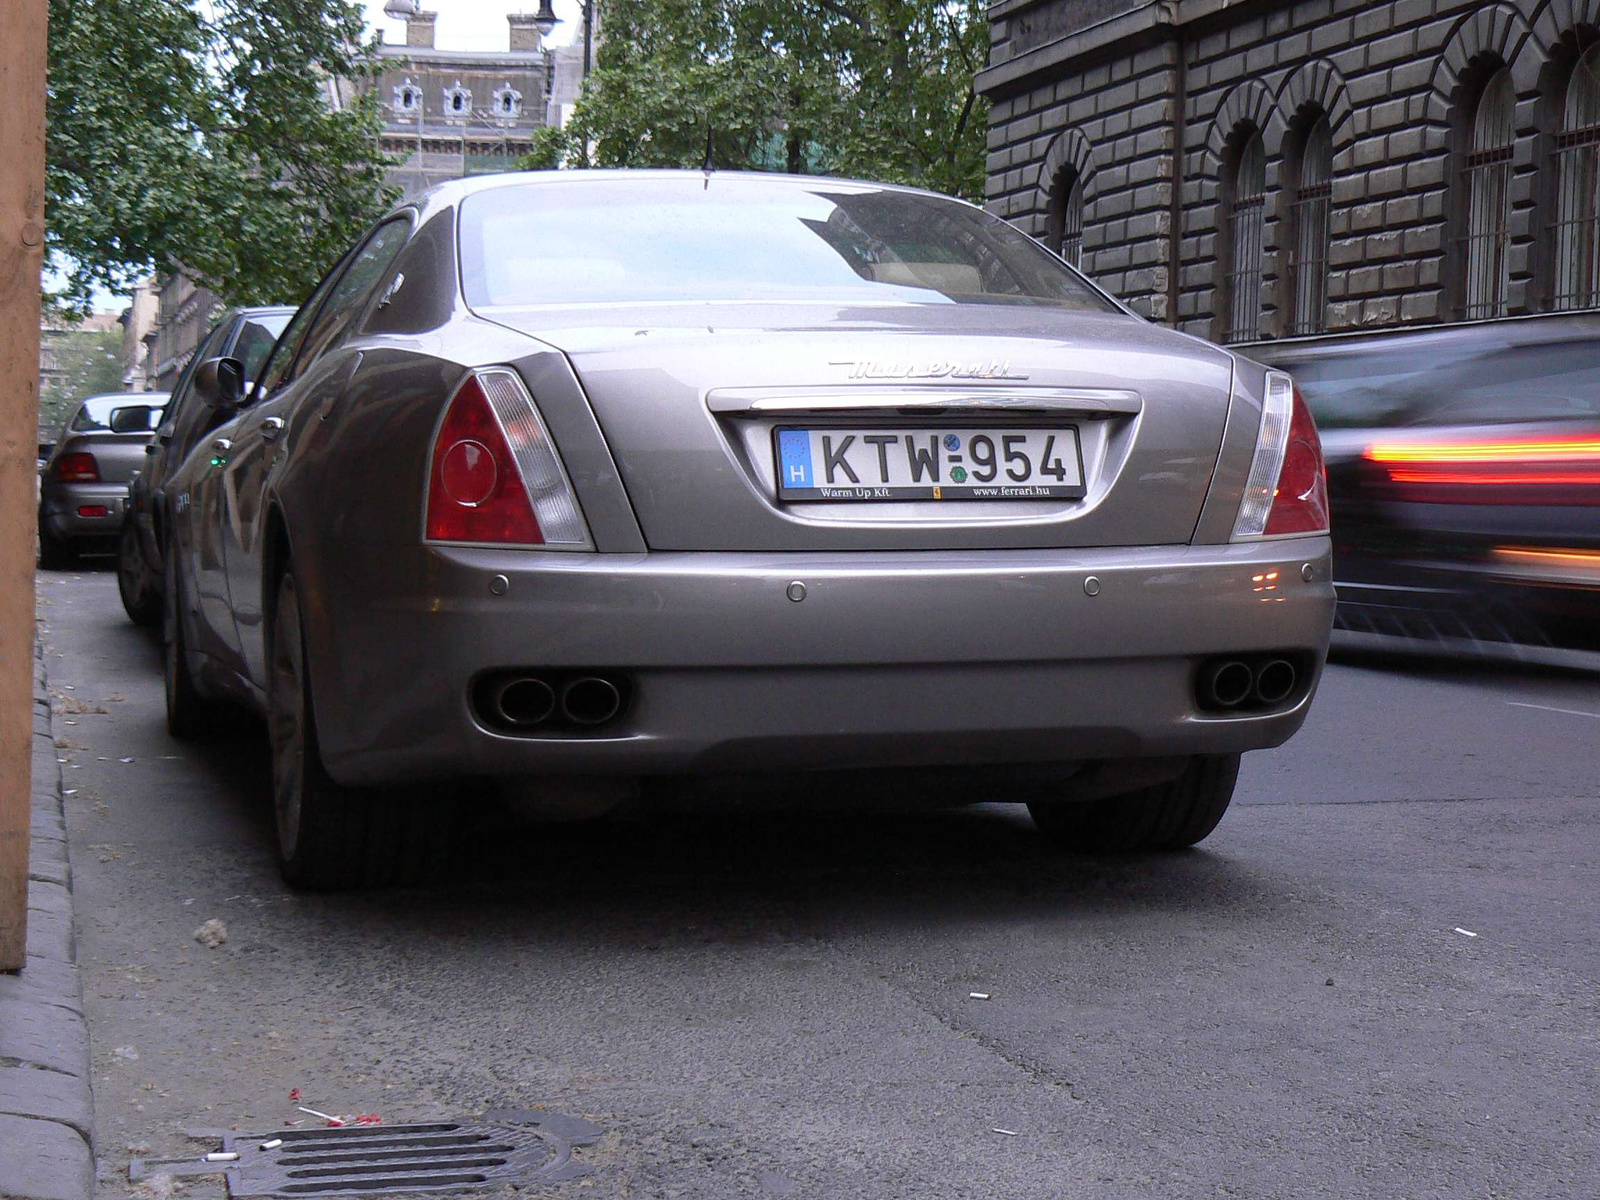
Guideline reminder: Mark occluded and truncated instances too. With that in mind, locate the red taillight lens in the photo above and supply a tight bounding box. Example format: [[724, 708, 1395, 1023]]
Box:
[[425, 374, 545, 546], [53, 452, 100, 482], [1362, 432, 1600, 505], [1263, 384, 1329, 535]]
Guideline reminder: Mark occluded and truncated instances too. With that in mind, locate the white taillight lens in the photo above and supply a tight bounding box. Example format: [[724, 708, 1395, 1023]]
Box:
[[1232, 370, 1296, 539], [474, 370, 590, 545]]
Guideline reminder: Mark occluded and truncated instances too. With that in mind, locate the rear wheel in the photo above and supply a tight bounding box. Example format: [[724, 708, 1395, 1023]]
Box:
[[117, 520, 162, 626], [37, 518, 75, 570], [1028, 754, 1241, 853], [269, 570, 453, 890]]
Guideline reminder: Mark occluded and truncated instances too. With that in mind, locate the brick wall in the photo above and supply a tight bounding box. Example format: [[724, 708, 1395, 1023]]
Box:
[[978, 0, 1588, 341]]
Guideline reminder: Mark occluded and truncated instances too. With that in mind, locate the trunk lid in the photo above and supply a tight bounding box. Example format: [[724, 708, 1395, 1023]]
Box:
[[55, 430, 156, 485], [496, 302, 1237, 552]]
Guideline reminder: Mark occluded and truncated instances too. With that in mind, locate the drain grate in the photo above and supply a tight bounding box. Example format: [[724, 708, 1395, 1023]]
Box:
[[130, 1109, 601, 1196]]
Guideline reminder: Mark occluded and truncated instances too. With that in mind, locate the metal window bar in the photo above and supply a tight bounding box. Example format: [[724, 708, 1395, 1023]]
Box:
[[1225, 136, 1266, 343], [1061, 182, 1084, 268], [1553, 128, 1600, 308], [1554, 47, 1600, 310], [1463, 70, 1515, 320], [1288, 123, 1332, 335]]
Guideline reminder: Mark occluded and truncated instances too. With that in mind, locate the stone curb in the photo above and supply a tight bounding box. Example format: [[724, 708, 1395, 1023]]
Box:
[[0, 635, 94, 1200]]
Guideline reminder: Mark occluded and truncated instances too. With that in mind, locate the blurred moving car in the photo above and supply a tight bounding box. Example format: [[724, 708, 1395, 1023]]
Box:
[[1248, 313, 1600, 666], [38, 392, 170, 568], [163, 171, 1335, 888], [117, 306, 293, 625]]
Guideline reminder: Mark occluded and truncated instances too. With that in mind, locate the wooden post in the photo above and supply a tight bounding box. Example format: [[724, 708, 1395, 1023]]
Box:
[[0, 0, 47, 971]]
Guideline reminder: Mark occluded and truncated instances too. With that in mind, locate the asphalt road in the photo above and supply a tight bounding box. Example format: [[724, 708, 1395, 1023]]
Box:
[[36, 566, 1600, 1199]]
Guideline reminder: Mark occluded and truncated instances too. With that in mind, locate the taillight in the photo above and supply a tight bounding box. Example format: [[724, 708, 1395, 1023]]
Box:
[[1362, 432, 1600, 505], [1233, 371, 1329, 538], [53, 452, 100, 483], [423, 369, 590, 548]]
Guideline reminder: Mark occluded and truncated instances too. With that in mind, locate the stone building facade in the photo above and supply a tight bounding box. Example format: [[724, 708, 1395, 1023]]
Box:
[[363, 8, 553, 199], [977, 0, 1600, 344]]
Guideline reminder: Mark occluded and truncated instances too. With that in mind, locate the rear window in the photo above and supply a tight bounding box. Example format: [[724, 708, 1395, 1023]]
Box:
[[71, 395, 168, 432], [1260, 335, 1600, 429], [459, 176, 1118, 313]]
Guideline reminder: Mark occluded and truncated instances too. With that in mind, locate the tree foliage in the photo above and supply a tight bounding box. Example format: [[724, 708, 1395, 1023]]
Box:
[[531, 0, 988, 200], [40, 326, 123, 433], [47, 0, 398, 311]]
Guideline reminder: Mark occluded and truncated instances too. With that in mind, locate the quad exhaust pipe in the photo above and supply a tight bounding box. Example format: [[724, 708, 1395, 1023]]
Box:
[[483, 672, 627, 731], [1196, 655, 1303, 712], [560, 677, 624, 726], [1251, 658, 1298, 706], [492, 677, 557, 728]]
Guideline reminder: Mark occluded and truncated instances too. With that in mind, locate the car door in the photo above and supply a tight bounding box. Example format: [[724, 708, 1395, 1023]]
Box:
[[189, 289, 337, 675], [219, 218, 413, 688]]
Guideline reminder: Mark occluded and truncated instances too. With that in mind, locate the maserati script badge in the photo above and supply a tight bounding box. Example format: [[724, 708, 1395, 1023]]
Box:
[[831, 359, 1030, 381]]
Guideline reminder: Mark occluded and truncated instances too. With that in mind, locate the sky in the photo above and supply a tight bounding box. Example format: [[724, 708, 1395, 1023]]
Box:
[[362, 0, 583, 51], [75, 2, 585, 314]]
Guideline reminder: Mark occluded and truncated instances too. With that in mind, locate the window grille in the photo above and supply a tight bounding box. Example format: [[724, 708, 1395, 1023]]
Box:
[[1463, 69, 1515, 319], [1554, 45, 1600, 310], [1287, 119, 1332, 335], [1224, 132, 1266, 343], [1047, 168, 1084, 268]]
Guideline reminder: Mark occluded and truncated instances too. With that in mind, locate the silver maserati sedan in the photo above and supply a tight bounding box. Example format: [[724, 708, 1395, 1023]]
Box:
[[162, 170, 1334, 888]]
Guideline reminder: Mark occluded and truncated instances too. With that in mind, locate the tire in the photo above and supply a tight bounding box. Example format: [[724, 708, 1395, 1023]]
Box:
[[117, 520, 162, 627], [1028, 754, 1241, 853], [37, 518, 75, 570], [163, 546, 216, 738], [269, 570, 453, 890]]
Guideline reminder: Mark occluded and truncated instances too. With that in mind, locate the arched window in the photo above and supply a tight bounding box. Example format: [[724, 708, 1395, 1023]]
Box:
[[1223, 129, 1266, 343], [444, 83, 471, 117], [1287, 117, 1332, 335], [1046, 166, 1084, 268], [493, 85, 522, 119], [1554, 44, 1600, 309], [392, 80, 420, 114], [1464, 68, 1515, 318]]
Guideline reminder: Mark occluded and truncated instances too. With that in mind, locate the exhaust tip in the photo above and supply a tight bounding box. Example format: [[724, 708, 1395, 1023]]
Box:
[[1200, 660, 1254, 709], [1253, 659, 1298, 706], [561, 676, 623, 726], [494, 677, 556, 727]]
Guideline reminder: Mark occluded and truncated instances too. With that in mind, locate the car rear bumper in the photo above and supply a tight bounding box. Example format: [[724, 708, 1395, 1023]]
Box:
[[39, 483, 130, 541], [307, 537, 1336, 786]]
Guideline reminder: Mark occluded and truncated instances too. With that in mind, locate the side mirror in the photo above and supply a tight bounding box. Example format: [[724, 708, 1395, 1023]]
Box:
[[193, 356, 246, 408], [109, 404, 159, 434]]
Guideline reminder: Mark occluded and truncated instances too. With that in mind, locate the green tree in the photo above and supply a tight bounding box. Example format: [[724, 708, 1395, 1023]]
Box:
[[40, 326, 124, 433], [530, 0, 988, 201], [47, 0, 398, 312]]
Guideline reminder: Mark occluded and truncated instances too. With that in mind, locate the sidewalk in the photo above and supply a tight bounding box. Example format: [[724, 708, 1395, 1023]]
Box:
[[0, 636, 94, 1200]]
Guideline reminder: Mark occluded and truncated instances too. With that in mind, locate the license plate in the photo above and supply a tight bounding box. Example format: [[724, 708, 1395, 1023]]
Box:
[[775, 426, 1085, 502]]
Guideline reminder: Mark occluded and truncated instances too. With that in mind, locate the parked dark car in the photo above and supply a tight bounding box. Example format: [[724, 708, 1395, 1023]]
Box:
[[1247, 313, 1600, 667], [161, 171, 1334, 888], [116, 306, 292, 625], [38, 392, 170, 568]]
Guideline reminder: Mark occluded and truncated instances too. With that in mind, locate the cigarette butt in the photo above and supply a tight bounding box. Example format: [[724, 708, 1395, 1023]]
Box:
[[1454, 927, 1479, 938], [969, 992, 990, 1000], [203, 1152, 239, 1162], [260, 1138, 283, 1150], [992, 1128, 1019, 1136]]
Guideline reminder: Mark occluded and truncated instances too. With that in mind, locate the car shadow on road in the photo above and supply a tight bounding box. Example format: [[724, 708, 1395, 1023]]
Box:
[[319, 798, 1287, 947]]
